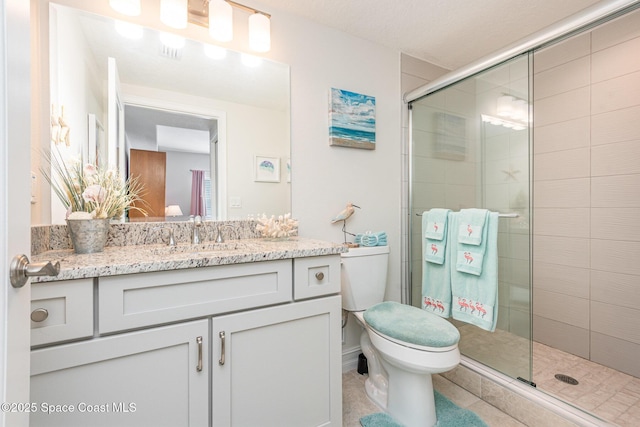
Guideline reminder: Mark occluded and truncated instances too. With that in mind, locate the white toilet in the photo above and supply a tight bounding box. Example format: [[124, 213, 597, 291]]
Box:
[[341, 245, 460, 427]]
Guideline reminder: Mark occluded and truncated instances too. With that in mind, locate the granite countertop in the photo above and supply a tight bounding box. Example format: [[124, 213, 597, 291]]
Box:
[[31, 237, 348, 283]]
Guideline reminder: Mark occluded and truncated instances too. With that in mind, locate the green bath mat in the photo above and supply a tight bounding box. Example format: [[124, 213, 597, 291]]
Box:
[[360, 390, 488, 427]]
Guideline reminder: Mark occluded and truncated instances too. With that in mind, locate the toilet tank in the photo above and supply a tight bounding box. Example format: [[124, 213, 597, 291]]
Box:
[[340, 245, 389, 311]]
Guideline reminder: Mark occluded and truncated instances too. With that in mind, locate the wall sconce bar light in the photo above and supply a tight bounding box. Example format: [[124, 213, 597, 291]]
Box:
[[109, 0, 272, 52], [187, 0, 271, 51]]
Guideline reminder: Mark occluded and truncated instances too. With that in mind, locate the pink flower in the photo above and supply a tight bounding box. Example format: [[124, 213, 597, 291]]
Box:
[[82, 185, 106, 204], [83, 164, 97, 176]]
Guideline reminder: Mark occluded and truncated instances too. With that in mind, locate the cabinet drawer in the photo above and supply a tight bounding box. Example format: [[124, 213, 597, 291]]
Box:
[[31, 279, 94, 347], [293, 255, 341, 300], [99, 260, 292, 333]]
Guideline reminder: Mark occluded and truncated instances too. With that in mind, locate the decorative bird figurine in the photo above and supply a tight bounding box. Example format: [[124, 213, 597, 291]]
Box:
[[331, 203, 360, 244], [331, 202, 359, 223]]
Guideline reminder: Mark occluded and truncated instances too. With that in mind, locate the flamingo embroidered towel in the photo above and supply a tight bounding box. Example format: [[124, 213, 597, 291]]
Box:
[[450, 210, 499, 332], [423, 209, 449, 265], [422, 209, 452, 318], [456, 209, 489, 276]]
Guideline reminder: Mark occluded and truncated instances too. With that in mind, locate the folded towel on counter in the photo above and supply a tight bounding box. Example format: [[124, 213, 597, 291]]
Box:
[[455, 209, 490, 276], [449, 211, 499, 332], [422, 209, 452, 318], [457, 208, 487, 246], [354, 231, 387, 247]]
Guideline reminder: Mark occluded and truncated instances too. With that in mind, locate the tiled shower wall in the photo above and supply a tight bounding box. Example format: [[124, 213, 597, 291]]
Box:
[[532, 8, 640, 378]]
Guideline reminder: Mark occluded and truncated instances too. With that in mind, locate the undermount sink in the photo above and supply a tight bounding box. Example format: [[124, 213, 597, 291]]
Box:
[[147, 241, 247, 256]]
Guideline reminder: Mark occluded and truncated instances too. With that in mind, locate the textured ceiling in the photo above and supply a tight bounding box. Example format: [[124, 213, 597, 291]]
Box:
[[257, 0, 604, 69]]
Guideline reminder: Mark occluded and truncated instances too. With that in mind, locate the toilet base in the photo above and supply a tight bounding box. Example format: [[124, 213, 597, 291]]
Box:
[[384, 361, 437, 427]]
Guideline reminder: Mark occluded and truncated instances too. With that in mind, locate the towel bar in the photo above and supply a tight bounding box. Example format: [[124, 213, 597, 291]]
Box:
[[415, 212, 519, 218]]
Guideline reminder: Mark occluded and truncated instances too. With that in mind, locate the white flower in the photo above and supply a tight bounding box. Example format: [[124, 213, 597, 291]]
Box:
[[67, 211, 94, 220], [82, 185, 106, 204]]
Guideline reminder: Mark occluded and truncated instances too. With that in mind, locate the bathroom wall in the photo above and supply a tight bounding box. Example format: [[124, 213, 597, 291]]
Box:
[[532, 8, 640, 377]]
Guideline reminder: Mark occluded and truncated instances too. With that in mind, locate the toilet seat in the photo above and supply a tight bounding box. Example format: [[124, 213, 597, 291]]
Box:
[[362, 301, 460, 351]]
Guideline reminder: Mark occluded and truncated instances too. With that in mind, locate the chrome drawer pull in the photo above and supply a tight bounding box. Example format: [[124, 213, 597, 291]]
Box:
[[219, 331, 226, 366], [31, 308, 49, 322], [196, 336, 203, 372], [315, 272, 324, 281]]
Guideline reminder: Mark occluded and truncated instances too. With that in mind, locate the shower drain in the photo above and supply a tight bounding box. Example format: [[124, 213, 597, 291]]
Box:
[[555, 374, 579, 385]]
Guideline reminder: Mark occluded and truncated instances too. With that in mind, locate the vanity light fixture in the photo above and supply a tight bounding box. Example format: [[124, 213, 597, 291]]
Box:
[[481, 114, 527, 131], [188, 0, 272, 52], [208, 0, 233, 42], [110, 0, 272, 52], [496, 94, 529, 122], [109, 0, 141, 16], [161, 0, 189, 29]]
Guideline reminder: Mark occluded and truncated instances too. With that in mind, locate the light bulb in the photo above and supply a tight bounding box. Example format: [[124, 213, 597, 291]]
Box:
[[160, 0, 188, 29], [209, 0, 233, 42], [249, 13, 270, 52]]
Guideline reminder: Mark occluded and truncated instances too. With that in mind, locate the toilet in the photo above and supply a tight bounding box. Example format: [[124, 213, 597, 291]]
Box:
[[341, 245, 460, 427]]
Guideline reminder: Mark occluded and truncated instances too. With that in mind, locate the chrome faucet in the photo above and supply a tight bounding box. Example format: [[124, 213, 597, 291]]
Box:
[[215, 223, 238, 243], [164, 227, 176, 246], [191, 216, 203, 244]]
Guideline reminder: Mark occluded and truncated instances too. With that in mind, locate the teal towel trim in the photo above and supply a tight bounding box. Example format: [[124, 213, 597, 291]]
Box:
[[364, 301, 459, 348], [359, 391, 488, 427]]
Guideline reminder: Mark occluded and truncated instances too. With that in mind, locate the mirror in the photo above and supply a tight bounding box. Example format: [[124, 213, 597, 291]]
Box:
[[47, 3, 291, 223]]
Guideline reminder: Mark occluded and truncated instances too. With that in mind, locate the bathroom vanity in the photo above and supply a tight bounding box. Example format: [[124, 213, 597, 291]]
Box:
[[29, 238, 345, 426]]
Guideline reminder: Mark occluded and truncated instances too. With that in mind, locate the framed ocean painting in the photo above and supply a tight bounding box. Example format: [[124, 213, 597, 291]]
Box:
[[329, 88, 376, 150]]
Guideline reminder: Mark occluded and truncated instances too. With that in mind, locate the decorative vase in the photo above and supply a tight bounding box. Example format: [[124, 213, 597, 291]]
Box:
[[66, 218, 110, 254]]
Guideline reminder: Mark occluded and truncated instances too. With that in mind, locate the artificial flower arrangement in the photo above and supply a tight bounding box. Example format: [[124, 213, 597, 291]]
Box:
[[255, 213, 298, 238], [42, 147, 146, 220]]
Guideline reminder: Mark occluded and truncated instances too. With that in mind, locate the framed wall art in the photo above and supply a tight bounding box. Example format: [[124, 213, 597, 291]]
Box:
[[329, 88, 376, 150], [254, 155, 280, 182]]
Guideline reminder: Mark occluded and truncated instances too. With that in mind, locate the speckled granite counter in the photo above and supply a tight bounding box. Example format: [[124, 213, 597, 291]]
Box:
[[31, 237, 347, 283]]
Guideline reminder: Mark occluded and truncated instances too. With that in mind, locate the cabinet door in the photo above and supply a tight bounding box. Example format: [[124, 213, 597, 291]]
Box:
[[212, 296, 342, 427], [30, 320, 208, 427]]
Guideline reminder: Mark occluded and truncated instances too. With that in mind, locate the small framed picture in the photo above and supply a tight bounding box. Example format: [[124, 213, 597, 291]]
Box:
[[254, 155, 280, 182]]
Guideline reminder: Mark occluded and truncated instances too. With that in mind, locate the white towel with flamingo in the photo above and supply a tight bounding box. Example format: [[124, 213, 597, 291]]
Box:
[[449, 210, 499, 332], [421, 209, 452, 318]]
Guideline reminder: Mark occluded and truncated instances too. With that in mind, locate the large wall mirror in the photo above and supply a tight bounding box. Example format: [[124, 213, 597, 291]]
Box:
[[45, 3, 291, 224]]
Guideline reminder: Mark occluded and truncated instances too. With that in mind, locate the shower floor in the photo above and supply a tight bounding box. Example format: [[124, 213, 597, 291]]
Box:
[[458, 325, 640, 426]]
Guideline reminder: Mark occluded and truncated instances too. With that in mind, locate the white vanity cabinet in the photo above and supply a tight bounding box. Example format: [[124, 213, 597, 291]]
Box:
[[212, 295, 341, 427], [30, 254, 342, 427], [30, 320, 208, 427]]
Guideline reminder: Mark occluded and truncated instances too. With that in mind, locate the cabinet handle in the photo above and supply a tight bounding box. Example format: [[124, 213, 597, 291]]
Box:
[[196, 336, 203, 372], [315, 272, 324, 281], [219, 331, 226, 366]]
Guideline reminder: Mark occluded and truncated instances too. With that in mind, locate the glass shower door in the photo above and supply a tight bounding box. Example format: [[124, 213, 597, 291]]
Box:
[[409, 54, 533, 382]]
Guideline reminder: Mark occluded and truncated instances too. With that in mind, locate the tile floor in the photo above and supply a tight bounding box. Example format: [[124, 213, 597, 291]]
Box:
[[458, 324, 640, 426], [342, 369, 526, 426]]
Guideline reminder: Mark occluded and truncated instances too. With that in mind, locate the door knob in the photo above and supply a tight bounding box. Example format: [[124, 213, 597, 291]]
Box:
[[10, 254, 60, 288]]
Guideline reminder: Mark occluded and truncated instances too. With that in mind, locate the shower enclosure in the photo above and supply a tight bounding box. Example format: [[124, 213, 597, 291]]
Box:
[[409, 54, 533, 383], [407, 2, 640, 425]]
